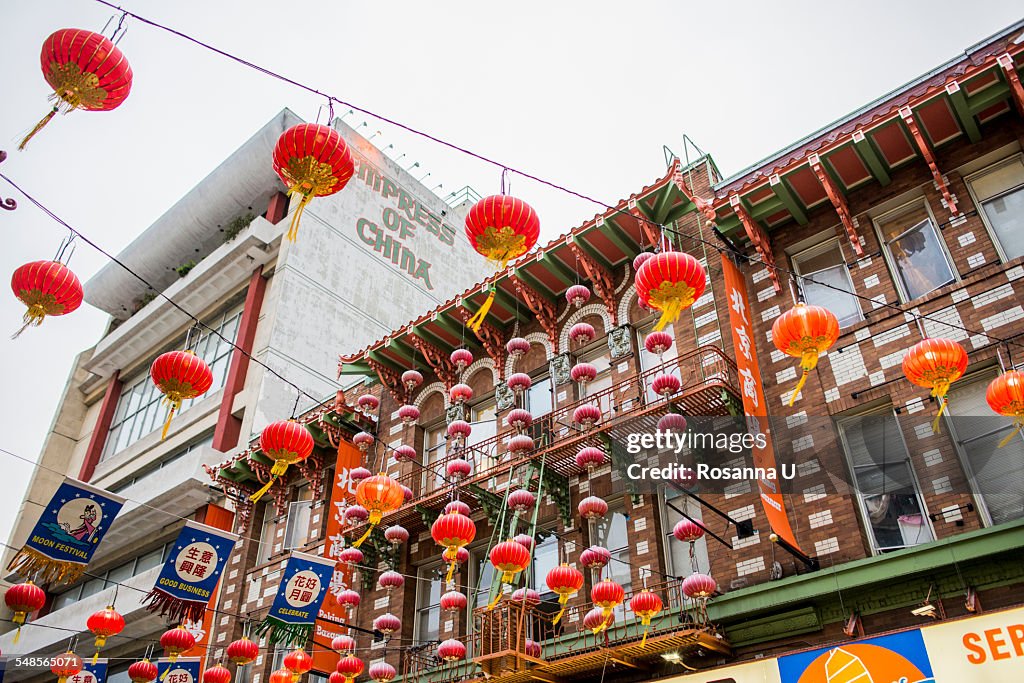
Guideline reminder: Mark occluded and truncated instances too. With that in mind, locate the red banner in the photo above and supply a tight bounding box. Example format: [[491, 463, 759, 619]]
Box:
[[312, 440, 363, 673], [720, 254, 803, 553]]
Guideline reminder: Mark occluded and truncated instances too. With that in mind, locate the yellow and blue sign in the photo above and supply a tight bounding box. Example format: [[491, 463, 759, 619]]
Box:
[[143, 521, 237, 623], [256, 551, 335, 646], [69, 659, 107, 683], [778, 629, 934, 683], [157, 658, 200, 683]]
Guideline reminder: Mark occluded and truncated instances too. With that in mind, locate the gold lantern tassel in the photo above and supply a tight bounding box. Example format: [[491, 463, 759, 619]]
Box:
[[352, 511, 382, 548], [250, 460, 290, 502], [552, 594, 570, 625], [161, 399, 182, 440], [931, 382, 951, 433], [466, 289, 496, 333], [653, 298, 682, 332], [998, 417, 1024, 448], [591, 607, 614, 634], [12, 303, 50, 339], [11, 610, 26, 643], [19, 107, 59, 150], [640, 615, 652, 647], [286, 191, 314, 242], [788, 349, 820, 407], [445, 551, 458, 583]]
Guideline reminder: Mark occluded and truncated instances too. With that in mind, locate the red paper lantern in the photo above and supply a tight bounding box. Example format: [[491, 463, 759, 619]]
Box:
[[651, 373, 681, 397], [575, 446, 605, 472], [393, 444, 417, 462], [446, 458, 472, 480], [578, 495, 608, 520], [269, 670, 292, 683], [20, 29, 133, 149], [283, 649, 313, 683], [128, 660, 158, 683], [87, 605, 124, 659], [438, 639, 467, 662], [450, 348, 473, 369], [151, 350, 214, 439], [903, 337, 969, 431], [350, 466, 372, 483], [331, 634, 356, 652], [673, 518, 705, 543], [772, 303, 840, 406], [328, 674, 346, 683], [355, 393, 379, 414], [633, 252, 654, 271], [446, 419, 472, 444], [445, 500, 471, 515], [368, 662, 396, 683], [337, 589, 360, 610], [464, 195, 541, 330], [644, 331, 674, 356], [635, 251, 707, 331], [202, 665, 231, 683], [250, 420, 314, 502], [513, 533, 535, 550], [5, 580, 45, 627], [440, 590, 468, 613], [512, 588, 541, 605], [51, 651, 83, 683], [682, 572, 717, 599], [570, 362, 597, 384], [10, 261, 83, 337], [225, 637, 258, 666], [378, 570, 405, 591], [398, 404, 420, 425], [160, 625, 196, 663], [352, 473, 405, 547], [336, 655, 364, 682], [343, 505, 369, 524], [352, 431, 374, 451], [487, 540, 531, 609], [372, 613, 401, 636], [525, 639, 542, 658], [545, 563, 584, 624], [449, 383, 474, 404], [583, 605, 613, 633], [580, 545, 611, 569], [432, 511, 476, 581], [590, 579, 625, 633], [986, 370, 1024, 447], [566, 284, 591, 308], [629, 589, 664, 646], [272, 123, 355, 241], [658, 413, 687, 433]]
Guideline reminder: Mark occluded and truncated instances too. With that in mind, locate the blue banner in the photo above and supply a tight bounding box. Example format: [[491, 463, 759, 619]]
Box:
[[267, 551, 336, 628], [8, 478, 124, 584], [778, 628, 935, 683], [69, 660, 107, 683], [157, 658, 201, 683], [143, 520, 237, 623]]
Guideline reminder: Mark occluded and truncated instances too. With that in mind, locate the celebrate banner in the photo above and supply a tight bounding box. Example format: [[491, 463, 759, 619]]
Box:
[[157, 658, 201, 683], [7, 477, 125, 585], [256, 551, 335, 647], [142, 521, 237, 623]]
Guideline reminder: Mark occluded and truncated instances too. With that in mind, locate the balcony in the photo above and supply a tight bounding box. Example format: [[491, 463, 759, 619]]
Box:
[[402, 577, 732, 682], [373, 345, 740, 532]]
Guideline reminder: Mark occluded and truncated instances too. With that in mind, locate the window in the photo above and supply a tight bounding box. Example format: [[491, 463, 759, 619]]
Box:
[[526, 376, 553, 417], [258, 503, 280, 564], [968, 155, 1024, 262], [578, 347, 613, 414], [51, 542, 171, 611], [792, 240, 862, 328], [529, 534, 560, 597], [415, 562, 445, 643], [593, 503, 631, 619], [423, 422, 447, 493], [876, 202, 955, 301], [945, 371, 1024, 526], [102, 303, 243, 460], [109, 433, 214, 493], [638, 322, 680, 403], [468, 400, 498, 475], [836, 410, 934, 553], [283, 485, 313, 550], [659, 488, 709, 576]]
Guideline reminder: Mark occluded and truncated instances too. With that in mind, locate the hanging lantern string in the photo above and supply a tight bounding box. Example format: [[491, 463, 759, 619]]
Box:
[[62, 1, 1024, 353], [53, 232, 77, 265]]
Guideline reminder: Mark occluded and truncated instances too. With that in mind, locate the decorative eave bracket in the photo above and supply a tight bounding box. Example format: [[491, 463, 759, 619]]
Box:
[[568, 240, 618, 326], [729, 195, 782, 293], [997, 53, 1024, 118], [509, 273, 560, 355], [808, 154, 865, 257], [367, 357, 405, 404], [671, 163, 718, 225], [899, 106, 960, 217], [409, 334, 460, 390], [628, 197, 661, 249], [456, 308, 507, 380]]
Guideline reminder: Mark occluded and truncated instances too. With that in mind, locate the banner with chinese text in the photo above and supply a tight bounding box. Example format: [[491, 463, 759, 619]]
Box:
[[157, 658, 200, 683], [71, 659, 107, 683], [256, 551, 335, 646], [720, 254, 803, 553]]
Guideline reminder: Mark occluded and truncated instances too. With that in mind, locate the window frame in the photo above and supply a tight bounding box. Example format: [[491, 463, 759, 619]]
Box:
[[965, 153, 1024, 264], [413, 560, 446, 644], [283, 485, 314, 551], [873, 198, 957, 303], [791, 237, 864, 328], [657, 486, 710, 576], [834, 406, 936, 555]]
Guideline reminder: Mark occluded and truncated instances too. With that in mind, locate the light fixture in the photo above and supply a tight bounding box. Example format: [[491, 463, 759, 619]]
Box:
[[912, 585, 943, 619], [661, 652, 681, 663], [965, 586, 979, 613]]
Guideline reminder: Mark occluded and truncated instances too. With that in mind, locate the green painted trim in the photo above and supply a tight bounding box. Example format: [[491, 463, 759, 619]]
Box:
[[381, 339, 416, 366], [770, 175, 808, 225], [852, 134, 892, 186], [491, 286, 529, 322], [662, 200, 696, 225], [945, 89, 982, 143], [367, 350, 404, 374], [512, 265, 558, 297], [536, 251, 577, 286], [748, 195, 785, 221], [432, 314, 481, 351], [411, 324, 459, 354], [599, 216, 638, 257], [651, 185, 676, 224], [338, 362, 371, 376], [967, 81, 1010, 115], [575, 235, 616, 271]]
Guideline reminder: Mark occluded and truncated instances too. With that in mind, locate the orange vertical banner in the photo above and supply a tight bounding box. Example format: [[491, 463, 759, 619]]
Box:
[[311, 440, 363, 673], [720, 254, 804, 554]]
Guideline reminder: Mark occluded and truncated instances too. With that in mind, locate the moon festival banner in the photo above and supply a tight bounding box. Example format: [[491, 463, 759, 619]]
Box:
[[6, 477, 125, 585]]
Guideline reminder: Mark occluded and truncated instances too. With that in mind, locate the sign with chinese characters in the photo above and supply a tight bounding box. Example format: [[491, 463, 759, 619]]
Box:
[[921, 606, 1024, 682], [7, 477, 124, 585], [312, 440, 363, 673], [157, 658, 200, 683], [258, 550, 335, 646], [143, 520, 237, 622], [779, 629, 934, 683], [720, 254, 803, 553], [69, 660, 106, 683]]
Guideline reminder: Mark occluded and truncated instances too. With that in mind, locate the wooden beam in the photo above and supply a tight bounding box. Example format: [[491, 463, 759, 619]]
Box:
[[629, 198, 662, 247], [747, 195, 786, 222], [492, 285, 529, 323], [513, 265, 558, 297], [808, 153, 864, 256], [509, 274, 560, 354], [408, 333, 459, 389], [529, 673, 567, 683], [662, 201, 695, 225], [381, 338, 416, 366], [997, 53, 1024, 118], [433, 314, 483, 352], [598, 216, 637, 258], [966, 81, 1010, 115], [569, 241, 618, 325], [609, 656, 646, 671], [899, 107, 959, 217], [769, 173, 808, 225], [573, 234, 615, 272], [730, 194, 781, 293], [945, 81, 982, 143], [650, 185, 676, 224], [851, 129, 892, 186], [536, 250, 577, 286]]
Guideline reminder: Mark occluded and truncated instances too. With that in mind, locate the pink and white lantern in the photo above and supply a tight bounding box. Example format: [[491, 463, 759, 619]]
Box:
[[401, 369, 423, 392], [398, 404, 420, 425], [505, 408, 533, 431], [507, 434, 535, 455], [569, 322, 596, 346], [570, 362, 597, 385], [575, 446, 605, 471], [651, 373, 681, 397], [446, 458, 472, 480], [378, 570, 405, 591], [508, 489, 536, 512], [507, 372, 532, 393], [506, 337, 530, 357], [384, 525, 409, 546], [580, 545, 611, 569], [566, 284, 591, 308], [573, 404, 601, 428], [578, 495, 608, 520], [352, 431, 374, 452], [449, 383, 473, 404], [450, 349, 473, 371]]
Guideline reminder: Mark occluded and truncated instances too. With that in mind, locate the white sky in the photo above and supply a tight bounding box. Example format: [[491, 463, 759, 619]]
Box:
[[1, 1, 1021, 544]]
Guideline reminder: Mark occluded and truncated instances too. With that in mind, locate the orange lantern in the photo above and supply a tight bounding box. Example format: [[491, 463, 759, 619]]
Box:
[[86, 605, 125, 662], [771, 303, 840, 406], [282, 649, 313, 683], [629, 589, 663, 647], [986, 370, 1024, 447], [463, 195, 540, 331], [51, 651, 83, 683], [635, 251, 707, 331], [272, 123, 355, 242], [351, 473, 405, 547], [21, 29, 133, 149], [250, 420, 315, 502], [902, 338, 968, 432], [151, 350, 214, 439]]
